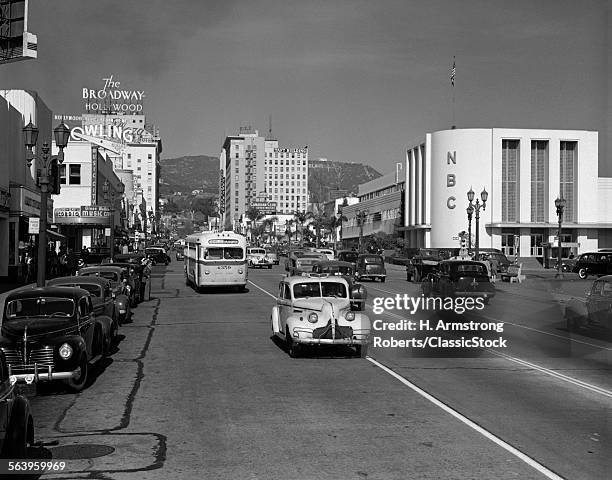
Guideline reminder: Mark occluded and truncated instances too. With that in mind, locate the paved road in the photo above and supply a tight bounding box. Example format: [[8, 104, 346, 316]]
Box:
[[21, 261, 611, 479]]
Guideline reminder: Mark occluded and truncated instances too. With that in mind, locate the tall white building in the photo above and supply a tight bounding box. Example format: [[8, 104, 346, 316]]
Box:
[[220, 126, 309, 230]]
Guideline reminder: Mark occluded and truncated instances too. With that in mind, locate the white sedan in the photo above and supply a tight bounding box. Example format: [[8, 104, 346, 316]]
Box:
[[271, 275, 371, 357]]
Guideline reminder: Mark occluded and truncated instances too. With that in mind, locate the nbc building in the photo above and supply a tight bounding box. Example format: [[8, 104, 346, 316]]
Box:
[[401, 127, 611, 260]]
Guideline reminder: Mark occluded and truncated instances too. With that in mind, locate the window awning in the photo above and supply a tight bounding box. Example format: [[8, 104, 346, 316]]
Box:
[[47, 229, 66, 240]]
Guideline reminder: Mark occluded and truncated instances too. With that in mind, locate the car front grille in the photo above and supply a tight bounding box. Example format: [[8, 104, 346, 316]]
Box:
[[313, 321, 353, 340], [1, 346, 55, 374]]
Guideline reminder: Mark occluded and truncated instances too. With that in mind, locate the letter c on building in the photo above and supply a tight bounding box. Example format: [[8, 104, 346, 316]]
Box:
[[447, 196, 456, 209]]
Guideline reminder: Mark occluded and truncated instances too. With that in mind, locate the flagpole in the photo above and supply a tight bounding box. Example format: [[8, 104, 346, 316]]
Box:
[[451, 56, 456, 129]]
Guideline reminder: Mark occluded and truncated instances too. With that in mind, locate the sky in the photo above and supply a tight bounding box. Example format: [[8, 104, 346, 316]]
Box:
[[2, 0, 610, 175]]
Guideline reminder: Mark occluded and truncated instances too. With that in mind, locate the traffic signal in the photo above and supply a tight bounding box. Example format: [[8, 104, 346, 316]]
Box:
[[50, 159, 61, 194]]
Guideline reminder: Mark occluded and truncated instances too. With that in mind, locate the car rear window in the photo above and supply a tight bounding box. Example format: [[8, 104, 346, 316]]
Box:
[[363, 256, 383, 264]]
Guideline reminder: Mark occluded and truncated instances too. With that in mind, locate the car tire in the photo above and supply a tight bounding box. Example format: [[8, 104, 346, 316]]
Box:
[[65, 355, 88, 392], [381, 277, 386, 283], [578, 268, 588, 279], [268, 265, 272, 269], [286, 327, 300, 358], [2, 405, 30, 459], [356, 344, 368, 358], [406, 272, 412, 282]]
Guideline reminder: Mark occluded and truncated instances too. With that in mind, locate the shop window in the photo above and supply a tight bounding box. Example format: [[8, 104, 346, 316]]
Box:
[[59, 164, 66, 184], [68, 164, 81, 185]]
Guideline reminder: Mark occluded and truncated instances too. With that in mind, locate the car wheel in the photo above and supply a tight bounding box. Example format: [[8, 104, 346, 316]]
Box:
[[286, 327, 300, 358], [406, 272, 412, 282], [381, 277, 386, 283], [268, 265, 272, 269], [2, 409, 30, 459], [483, 297, 490, 305], [65, 355, 88, 392], [356, 344, 368, 358], [578, 268, 588, 279]]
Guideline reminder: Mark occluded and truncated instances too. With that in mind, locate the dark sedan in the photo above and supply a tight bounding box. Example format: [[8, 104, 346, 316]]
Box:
[[77, 265, 134, 321], [422, 259, 495, 304], [311, 260, 367, 311], [0, 287, 112, 392], [566, 275, 612, 333], [145, 247, 171, 266]]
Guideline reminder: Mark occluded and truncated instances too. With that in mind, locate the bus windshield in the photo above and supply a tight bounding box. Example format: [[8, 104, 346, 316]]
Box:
[[205, 247, 244, 260]]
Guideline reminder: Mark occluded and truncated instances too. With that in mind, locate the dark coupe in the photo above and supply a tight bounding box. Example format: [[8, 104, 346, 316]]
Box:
[[78, 265, 137, 314], [311, 260, 368, 311], [566, 275, 612, 333], [0, 287, 113, 392], [421, 259, 495, 304]]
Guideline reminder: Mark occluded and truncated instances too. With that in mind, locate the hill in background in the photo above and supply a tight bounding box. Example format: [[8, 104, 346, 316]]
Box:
[[159, 155, 382, 201]]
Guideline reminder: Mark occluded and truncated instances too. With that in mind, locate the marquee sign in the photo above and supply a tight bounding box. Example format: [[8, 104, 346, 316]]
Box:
[[83, 74, 145, 113], [54, 205, 111, 225]]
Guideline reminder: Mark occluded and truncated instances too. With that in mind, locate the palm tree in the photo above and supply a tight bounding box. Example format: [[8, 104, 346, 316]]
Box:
[[326, 214, 347, 246], [293, 211, 313, 247], [261, 215, 278, 244]]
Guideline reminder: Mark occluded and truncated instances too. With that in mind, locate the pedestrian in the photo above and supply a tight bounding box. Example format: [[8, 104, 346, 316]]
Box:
[[25, 250, 36, 284], [66, 248, 79, 276], [490, 255, 499, 283]]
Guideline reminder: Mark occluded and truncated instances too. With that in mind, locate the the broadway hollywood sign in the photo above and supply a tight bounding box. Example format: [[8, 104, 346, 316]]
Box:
[[82, 74, 145, 113]]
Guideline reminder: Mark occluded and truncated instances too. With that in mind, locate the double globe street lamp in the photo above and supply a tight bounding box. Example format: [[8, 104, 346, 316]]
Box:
[[467, 187, 488, 259], [23, 119, 71, 287], [555, 197, 567, 278]]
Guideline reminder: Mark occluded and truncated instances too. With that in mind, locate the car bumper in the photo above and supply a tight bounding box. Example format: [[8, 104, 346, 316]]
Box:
[[8, 364, 83, 383], [291, 327, 370, 345], [453, 291, 495, 299]]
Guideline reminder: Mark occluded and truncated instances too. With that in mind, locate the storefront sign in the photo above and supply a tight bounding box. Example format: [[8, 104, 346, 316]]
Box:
[[91, 146, 98, 204], [249, 201, 277, 215], [54, 205, 111, 225], [446, 151, 456, 209], [83, 74, 145, 113], [28, 217, 40, 234], [273, 147, 308, 154]]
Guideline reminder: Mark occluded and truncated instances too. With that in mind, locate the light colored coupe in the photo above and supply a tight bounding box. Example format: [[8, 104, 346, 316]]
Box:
[[247, 247, 273, 269], [271, 275, 371, 357]]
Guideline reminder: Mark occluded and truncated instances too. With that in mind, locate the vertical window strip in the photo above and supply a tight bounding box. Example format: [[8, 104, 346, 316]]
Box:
[[530, 141, 547, 222], [560, 142, 576, 222], [502, 140, 518, 222]]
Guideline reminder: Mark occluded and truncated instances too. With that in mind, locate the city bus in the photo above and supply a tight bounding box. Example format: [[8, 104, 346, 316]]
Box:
[[184, 231, 248, 291]]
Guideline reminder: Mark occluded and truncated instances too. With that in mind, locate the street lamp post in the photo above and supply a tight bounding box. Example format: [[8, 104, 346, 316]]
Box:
[[139, 203, 147, 248], [466, 204, 474, 253], [467, 187, 488, 259], [555, 197, 567, 278], [23, 120, 71, 287], [356, 209, 368, 253]]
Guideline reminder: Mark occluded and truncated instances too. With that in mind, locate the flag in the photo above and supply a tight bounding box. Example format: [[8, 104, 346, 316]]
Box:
[[450, 57, 456, 86]]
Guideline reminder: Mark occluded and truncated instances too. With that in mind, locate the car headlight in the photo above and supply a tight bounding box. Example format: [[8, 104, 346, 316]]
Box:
[[344, 311, 355, 321], [308, 312, 318, 323], [59, 343, 73, 360], [125, 285, 131, 293], [238, 269, 244, 274]]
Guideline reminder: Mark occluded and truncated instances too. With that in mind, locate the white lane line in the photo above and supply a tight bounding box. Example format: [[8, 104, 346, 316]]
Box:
[[248, 279, 277, 299], [484, 349, 612, 399], [366, 357, 566, 480], [250, 279, 612, 398], [477, 313, 612, 352]]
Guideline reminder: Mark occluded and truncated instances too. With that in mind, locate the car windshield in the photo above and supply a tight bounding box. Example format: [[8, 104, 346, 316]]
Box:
[[339, 252, 358, 262], [55, 283, 102, 297], [249, 249, 266, 255], [362, 256, 383, 264], [455, 264, 486, 275], [5, 297, 75, 319], [81, 271, 119, 282], [293, 281, 347, 299]]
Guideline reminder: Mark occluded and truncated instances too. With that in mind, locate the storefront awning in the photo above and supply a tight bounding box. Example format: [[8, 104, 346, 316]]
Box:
[[47, 229, 67, 240]]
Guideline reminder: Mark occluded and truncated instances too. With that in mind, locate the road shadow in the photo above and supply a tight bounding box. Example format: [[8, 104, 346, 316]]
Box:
[[269, 335, 359, 358]]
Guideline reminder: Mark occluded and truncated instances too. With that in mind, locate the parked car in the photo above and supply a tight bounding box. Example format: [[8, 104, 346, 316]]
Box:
[[264, 247, 280, 265], [565, 275, 612, 333], [145, 247, 171, 266], [107, 254, 152, 303], [270, 274, 371, 357], [421, 259, 495, 304], [247, 247, 273, 269], [285, 252, 328, 276], [47, 276, 121, 339], [355, 254, 387, 282], [0, 351, 34, 458], [479, 251, 511, 274], [77, 265, 133, 322], [0, 286, 113, 392], [571, 252, 612, 279], [336, 250, 359, 268], [311, 260, 367, 311]]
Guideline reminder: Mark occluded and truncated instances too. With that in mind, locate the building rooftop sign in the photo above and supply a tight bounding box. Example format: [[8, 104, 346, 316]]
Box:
[[83, 74, 145, 113], [273, 147, 308, 154]]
